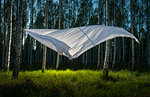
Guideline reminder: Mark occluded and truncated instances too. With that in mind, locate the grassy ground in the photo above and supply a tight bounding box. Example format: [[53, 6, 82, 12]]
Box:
[[0, 69, 150, 97]]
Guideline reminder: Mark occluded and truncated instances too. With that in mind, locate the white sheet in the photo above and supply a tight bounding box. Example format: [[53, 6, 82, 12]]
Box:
[[24, 25, 139, 59]]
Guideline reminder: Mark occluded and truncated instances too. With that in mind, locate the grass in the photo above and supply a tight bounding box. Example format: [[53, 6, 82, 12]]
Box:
[[0, 69, 150, 97]]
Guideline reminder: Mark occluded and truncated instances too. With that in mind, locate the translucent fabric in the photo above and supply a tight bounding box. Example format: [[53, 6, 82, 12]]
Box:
[[24, 25, 139, 59]]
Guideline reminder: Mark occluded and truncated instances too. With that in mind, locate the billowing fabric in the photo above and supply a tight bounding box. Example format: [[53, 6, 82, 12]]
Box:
[[24, 25, 139, 59]]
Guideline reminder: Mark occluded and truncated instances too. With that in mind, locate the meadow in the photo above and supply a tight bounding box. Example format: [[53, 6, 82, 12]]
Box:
[[0, 69, 150, 97]]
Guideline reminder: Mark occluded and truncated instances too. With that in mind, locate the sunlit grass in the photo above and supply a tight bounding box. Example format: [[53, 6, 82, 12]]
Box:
[[0, 69, 150, 97]]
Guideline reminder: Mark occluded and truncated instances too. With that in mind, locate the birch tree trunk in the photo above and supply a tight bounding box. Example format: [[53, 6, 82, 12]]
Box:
[[103, 0, 110, 77], [2, 0, 6, 68], [100, 0, 104, 64], [81, 0, 87, 64], [97, 0, 101, 70], [12, 0, 23, 78], [5, 0, 13, 72], [130, 0, 135, 70], [42, 0, 48, 72], [56, 0, 61, 69]]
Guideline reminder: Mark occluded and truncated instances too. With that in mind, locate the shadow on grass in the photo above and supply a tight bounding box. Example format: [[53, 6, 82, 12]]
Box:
[[0, 79, 75, 97]]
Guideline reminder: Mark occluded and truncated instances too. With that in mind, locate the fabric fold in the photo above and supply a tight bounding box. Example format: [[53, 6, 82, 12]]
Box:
[[24, 25, 139, 59]]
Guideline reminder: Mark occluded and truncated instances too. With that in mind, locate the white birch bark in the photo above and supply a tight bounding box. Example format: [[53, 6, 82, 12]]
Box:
[[97, 0, 101, 69], [56, 0, 61, 69], [103, 0, 110, 77], [5, 0, 13, 72], [42, 0, 48, 72]]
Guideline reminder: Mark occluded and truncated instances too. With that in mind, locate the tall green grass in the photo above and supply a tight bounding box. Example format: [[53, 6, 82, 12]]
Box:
[[0, 69, 150, 97]]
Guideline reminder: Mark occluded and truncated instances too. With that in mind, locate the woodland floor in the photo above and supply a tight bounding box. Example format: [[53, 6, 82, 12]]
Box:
[[0, 69, 150, 97]]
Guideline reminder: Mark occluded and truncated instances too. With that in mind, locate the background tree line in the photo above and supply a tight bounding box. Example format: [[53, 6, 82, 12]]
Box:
[[0, 0, 150, 77]]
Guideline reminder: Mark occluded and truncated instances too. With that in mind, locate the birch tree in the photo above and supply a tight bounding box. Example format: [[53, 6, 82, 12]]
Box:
[[12, 0, 23, 78], [42, 0, 48, 72], [56, 0, 61, 69], [97, 0, 101, 69], [5, 0, 13, 72], [103, 0, 110, 77]]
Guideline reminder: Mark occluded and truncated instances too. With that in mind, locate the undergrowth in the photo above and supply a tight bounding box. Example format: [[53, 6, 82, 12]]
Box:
[[0, 69, 150, 97]]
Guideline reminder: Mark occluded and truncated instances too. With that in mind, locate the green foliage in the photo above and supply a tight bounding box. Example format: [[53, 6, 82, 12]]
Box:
[[0, 69, 150, 97]]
